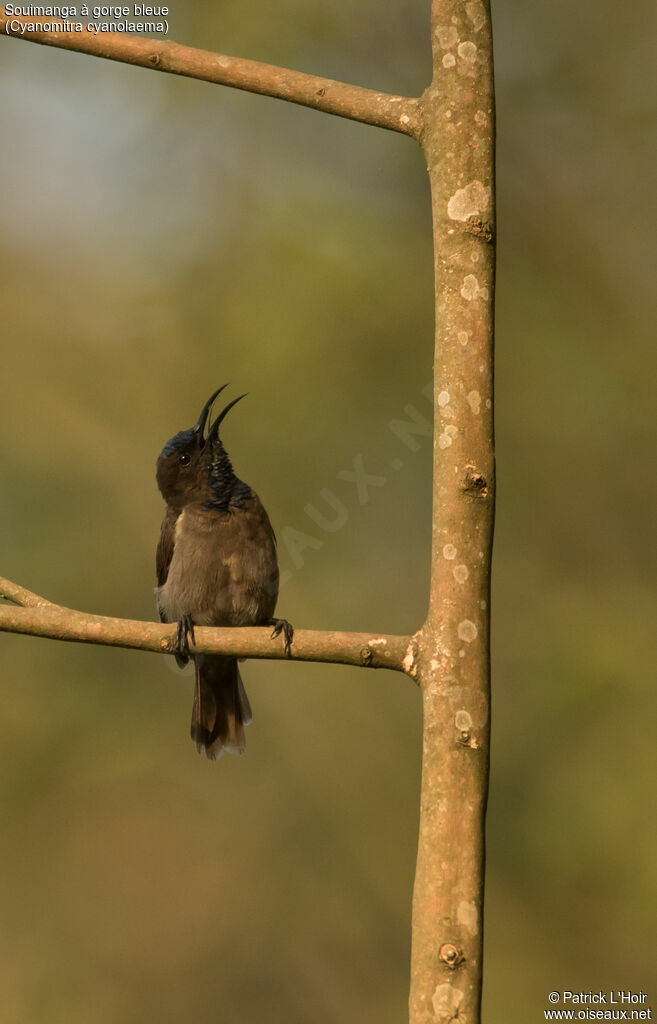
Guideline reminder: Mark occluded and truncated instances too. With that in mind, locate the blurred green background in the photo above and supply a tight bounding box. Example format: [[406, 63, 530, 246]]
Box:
[[1, 2, 655, 1021]]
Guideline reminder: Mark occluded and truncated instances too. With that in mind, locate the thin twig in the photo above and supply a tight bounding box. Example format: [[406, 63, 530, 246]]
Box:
[[0, 8, 421, 138]]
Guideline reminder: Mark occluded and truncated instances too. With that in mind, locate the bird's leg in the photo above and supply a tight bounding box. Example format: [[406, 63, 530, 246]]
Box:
[[265, 618, 294, 657], [176, 614, 196, 658]]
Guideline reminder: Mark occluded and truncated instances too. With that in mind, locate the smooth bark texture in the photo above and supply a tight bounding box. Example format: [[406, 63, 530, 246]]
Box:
[[1, 5, 495, 1020], [408, 3, 495, 1022], [0, 578, 410, 672], [0, 7, 421, 138]]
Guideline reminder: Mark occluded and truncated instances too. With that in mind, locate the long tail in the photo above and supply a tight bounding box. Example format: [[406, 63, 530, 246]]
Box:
[[191, 655, 252, 760]]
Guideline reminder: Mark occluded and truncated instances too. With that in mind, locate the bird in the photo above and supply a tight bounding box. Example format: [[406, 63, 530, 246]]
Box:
[[155, 385, 292, 760]]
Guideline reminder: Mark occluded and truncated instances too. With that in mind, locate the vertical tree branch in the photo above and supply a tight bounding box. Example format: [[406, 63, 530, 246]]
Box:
[[409, 2, 495, 1022]]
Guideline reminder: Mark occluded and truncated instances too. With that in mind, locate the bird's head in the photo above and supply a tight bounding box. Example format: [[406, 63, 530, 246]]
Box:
[[156, 385, 247, 509]]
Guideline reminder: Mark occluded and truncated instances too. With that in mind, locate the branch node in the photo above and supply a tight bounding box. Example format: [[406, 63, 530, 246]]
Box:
[[462, 466, 489, 500], [439, 943, 466, 970], [465, 215, 494, 243], [457, 729, 479, 749], [147, 54, 161, 66]]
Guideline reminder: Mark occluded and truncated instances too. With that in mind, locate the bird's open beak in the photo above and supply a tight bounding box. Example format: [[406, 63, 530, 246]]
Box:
[[207, 392, 248, 442], [194, 384, 230, 444]]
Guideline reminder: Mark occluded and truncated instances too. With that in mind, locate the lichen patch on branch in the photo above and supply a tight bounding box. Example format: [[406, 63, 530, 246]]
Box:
[[457, 620, 478, 643], [457, 899, 479, 936], [460, 273, 489, 301], [432, 982, 465, 1021], [458, 40, 478, 62], [447, 179, 490, 222]]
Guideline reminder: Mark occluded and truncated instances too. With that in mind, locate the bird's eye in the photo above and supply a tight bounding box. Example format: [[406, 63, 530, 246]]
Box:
[[178, 453, 192, 466]]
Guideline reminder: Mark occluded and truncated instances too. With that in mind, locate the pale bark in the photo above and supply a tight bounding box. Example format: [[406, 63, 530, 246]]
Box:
[[0, 7, 420, 137], [0, 5, 495, 1019], [0, 577, 410, 672], [408, 4, 495, 1021]]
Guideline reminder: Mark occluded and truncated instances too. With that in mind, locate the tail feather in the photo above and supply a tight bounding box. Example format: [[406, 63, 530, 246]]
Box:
[[191, 655, 251, 760], [237, 674, 253, 726]]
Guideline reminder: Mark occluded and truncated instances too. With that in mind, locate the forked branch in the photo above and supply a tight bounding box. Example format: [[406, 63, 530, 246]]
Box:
[[1, 2, 495, 1020]]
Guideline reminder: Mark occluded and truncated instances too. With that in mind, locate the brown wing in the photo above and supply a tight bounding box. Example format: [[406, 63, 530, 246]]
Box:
[[156, 507, 179, 621]]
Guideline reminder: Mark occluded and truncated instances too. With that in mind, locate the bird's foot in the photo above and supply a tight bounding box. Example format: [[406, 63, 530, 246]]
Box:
[[176, 614, 196, 659], [266, 618, 294, 657]]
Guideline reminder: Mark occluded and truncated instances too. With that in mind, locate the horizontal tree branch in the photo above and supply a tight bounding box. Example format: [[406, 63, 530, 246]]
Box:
[[0, 8, 421, 138], [0, 576, 413, 674]]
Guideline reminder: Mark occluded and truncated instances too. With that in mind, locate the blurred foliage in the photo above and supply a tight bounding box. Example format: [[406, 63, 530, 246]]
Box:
[[0, 1, 655, 1021]]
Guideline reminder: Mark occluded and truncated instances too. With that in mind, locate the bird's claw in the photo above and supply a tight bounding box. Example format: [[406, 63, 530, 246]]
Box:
[[267, 618, 294, 657], [176, 615, 196, 658]]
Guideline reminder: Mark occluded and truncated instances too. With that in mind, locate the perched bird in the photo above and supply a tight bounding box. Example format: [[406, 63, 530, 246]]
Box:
[[155, 385, 292, 760]]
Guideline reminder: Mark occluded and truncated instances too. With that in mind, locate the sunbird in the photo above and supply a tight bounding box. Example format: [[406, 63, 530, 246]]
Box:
[[155, 386, 292, 759]]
